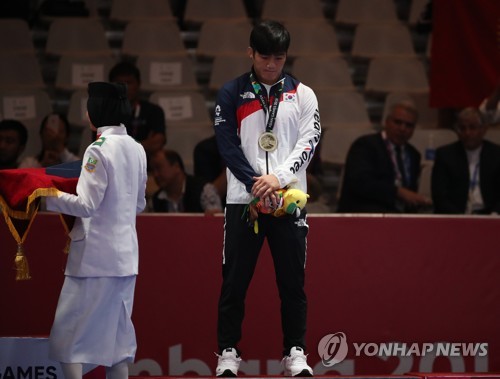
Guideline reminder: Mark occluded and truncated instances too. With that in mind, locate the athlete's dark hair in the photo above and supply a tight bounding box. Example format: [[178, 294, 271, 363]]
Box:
[[249, 20, 290, 55]]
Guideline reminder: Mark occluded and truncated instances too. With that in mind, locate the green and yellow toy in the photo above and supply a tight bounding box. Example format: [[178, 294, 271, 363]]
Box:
[[246, 188, 310, 233]]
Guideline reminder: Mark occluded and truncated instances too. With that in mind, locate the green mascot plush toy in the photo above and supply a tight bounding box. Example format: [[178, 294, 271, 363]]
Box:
[[247, 188, 309, 234]]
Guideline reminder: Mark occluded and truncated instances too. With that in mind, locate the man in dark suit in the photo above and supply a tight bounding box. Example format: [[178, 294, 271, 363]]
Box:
[[338, 101, 431, 213], [432, 107, 500, 214], [149, 149, 222, 214]]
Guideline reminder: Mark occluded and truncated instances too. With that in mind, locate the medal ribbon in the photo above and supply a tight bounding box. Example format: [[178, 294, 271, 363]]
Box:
[[249, 71, 284, 132]]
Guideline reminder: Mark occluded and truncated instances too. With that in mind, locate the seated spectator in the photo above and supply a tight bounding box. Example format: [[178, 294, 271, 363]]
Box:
[[193, 135, 227, 204], [109, 61, 166, 158], [432, 107, 500, 214], [149, 149, 222, 214], [337, 101, 431, 213], [0, 119, 28, 170], [19, 113, 79, 168]]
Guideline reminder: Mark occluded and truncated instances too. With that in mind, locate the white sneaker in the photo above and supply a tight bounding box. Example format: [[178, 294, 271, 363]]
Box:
[[216, 348, 241, 377], [283, 346, 313, 377]]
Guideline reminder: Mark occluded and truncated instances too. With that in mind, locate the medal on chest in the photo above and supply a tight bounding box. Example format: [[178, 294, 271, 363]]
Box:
[[258, 131, 278, 152], [250, 71, 284, 153]]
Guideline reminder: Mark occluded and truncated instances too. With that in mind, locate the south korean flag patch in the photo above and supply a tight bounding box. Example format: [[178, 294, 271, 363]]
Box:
[[284, 92, 297, 103], [84, 156, 98, 173]]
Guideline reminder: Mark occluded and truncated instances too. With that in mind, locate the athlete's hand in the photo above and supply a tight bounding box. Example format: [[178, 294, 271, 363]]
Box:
[[252, 174, 280, 204]]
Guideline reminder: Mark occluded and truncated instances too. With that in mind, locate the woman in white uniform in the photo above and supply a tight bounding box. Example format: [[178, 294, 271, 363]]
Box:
[[45, 82, 148, 379]]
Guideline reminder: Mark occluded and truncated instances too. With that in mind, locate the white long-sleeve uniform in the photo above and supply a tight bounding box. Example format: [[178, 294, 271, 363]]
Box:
[[46, 124, 147, 276]]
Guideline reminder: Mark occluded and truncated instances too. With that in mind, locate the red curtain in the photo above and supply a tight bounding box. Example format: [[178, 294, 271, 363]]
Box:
[[429, 0, 500, 108]]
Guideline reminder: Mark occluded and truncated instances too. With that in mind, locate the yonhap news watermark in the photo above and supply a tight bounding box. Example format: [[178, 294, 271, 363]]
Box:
[[318, 332, 488, 367]]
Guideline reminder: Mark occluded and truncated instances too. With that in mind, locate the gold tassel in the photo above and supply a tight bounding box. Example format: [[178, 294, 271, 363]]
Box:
[[63, 237, 71, 254], [15, 243, 31, 280]]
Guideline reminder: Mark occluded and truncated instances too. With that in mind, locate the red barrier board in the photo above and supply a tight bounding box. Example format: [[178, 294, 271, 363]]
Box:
[[409, 373, 500, 379], [1, 213, 499, 376]]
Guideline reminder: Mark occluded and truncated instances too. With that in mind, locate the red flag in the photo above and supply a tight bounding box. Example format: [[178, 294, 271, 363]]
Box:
[[0, 168, 78, 280], [430, 0, 500, 108]]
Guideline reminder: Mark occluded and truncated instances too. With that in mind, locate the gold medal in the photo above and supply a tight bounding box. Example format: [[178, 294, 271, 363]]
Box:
[[258, 132, 278, 152]]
